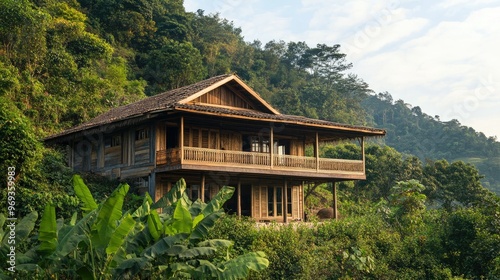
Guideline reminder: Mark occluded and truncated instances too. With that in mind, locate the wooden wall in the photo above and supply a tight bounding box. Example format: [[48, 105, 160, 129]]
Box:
[[190, 86, 255, 110], [71, 124, 154, 179], [220, 131, 242, 151], [290, 139, 305, 156], [104, 146, 121, 167], [134, 138, 150, 164]]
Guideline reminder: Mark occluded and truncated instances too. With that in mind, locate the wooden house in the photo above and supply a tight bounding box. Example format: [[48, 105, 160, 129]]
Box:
[[46, 74, 385, 222]]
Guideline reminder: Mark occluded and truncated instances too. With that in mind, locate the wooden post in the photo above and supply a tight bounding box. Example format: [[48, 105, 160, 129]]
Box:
[[284, 180, 288, 223], [201, 173, 205, 203], [361, 137, 365, 174], [315, 132, 319, 171], [270, 125, 274, 169], [180, 117, 184, 164], [332, 181, 338, 220], [237, 180, 241, 217]]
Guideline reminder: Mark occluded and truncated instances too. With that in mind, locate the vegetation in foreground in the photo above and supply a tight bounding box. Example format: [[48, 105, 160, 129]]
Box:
[[209, 182, 500, 279], [0, 176, 269, 279]]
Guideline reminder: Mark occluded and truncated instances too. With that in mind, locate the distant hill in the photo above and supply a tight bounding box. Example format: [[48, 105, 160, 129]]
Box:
[[362, 92, 500, 194]]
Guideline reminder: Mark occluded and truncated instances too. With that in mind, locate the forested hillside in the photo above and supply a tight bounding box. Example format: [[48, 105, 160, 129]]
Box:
[[363, 93, 500, 194], [2, 0, 498, 194]]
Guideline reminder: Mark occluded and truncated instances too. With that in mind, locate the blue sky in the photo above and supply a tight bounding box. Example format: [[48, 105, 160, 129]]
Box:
[[184, 0, 500, 138]]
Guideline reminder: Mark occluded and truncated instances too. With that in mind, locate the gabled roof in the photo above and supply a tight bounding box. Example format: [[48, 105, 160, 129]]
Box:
[[46, 74, 385, 140]]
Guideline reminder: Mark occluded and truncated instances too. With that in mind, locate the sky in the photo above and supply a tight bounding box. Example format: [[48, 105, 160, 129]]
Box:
[[184, 0, 500, 138]]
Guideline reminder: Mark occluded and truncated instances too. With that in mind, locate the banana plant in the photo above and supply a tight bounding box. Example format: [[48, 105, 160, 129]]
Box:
[[0, 211, 39, 278], [30, 176, 137, 279], [116, 178, 269, 279], [15, 175, 268, 279]]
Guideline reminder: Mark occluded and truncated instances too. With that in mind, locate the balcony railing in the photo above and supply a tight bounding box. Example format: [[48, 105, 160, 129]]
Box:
[[156, 147, 364, 173]]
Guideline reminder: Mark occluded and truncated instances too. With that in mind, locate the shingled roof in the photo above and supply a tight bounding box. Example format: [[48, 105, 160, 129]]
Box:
[[46, 74, 385, 140]]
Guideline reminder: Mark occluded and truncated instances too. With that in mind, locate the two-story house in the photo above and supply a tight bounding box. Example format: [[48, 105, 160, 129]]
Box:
[[46, 74, 385, 222]]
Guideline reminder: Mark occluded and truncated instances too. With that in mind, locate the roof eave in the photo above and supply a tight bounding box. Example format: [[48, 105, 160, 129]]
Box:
[[173, 106, 385, 137]]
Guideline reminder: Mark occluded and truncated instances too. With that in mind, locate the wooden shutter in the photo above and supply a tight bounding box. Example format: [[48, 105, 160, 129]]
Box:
[[201, 130, 209, 148]]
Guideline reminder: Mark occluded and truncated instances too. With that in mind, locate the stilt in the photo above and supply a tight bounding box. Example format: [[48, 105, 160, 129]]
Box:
[[201, 173, 205, 202], [332, 181, 338, 220], [237, 180, 241, 217], [284, 180, 288, 223]]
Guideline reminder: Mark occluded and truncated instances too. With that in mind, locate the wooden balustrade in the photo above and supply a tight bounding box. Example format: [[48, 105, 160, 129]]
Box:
[[156, 148, 180, 165], [156, 147, 364, 173]]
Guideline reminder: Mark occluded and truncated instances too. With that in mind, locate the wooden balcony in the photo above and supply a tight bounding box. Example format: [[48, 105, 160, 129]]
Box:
[[156, 147, 365, 179]]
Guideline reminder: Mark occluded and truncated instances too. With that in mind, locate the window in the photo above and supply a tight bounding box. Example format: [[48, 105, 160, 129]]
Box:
[[184, 127, 219, 149], [275, 139, 290, 155], [135, 128, 149, 141], [267, 187, 283, 217], [248, 136, 270, 153], [111, 135, 121, 147]]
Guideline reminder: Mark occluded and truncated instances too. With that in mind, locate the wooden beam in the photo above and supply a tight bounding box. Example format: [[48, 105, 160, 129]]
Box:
[[332, 181, 338, 221], [270, 125, 274, 169], [180, 116, 184, 164], [284, 179, 288, 223], [315, 132, 319, 172], [201, 173, 205, 203], [174, 107, 385, 136], [361, 137, 365, 174], [237, 180, 241, 217]]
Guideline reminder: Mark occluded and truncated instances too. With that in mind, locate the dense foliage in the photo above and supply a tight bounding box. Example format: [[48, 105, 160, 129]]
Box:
[[0, 176, 269, 279], [208, 202, 500, 279]]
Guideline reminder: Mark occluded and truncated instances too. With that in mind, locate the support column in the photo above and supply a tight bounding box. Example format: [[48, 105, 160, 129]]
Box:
[[332, 181, 338, 220], [284, 180, 288, 223], [237, 180, 241, 217], [201, 173, 205, 203], [180, 117, 184, 164], [315, 132, 319, 171], [361, 137, 365, 174], [270, 125, 274, 169]]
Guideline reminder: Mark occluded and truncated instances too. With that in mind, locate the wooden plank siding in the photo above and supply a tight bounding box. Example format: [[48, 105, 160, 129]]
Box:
[[104, 146, 122, 167], [190, 85, 255, 110]]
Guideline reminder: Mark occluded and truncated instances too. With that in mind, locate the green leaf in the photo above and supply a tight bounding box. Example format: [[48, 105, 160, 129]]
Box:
[[190, 210, 224, 241], [1, 211, 38, 259], [193, 260, 221, 278], [0, 214, 5, 242], [192, 213, 204, 229], [94, 183, 129, 247], [151, 178, 190, 210], [147, 209, 162, 241], [220, 251, 269, 279], [113, 257, 151, 279], [14, 211, 38, 242], [55, 210, 96, 258], [178, 247, 217, 259], [38, 205, 57, 254], [73, 175, 98, 213], [132, 193, 154, 218], [69, 212, 78, 226], [171, 202, 192, 235], [106, 213, 136, 255], [197, 239, 233, 248], [201, 186, 234, 217], [143, 234, 188, 258]]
